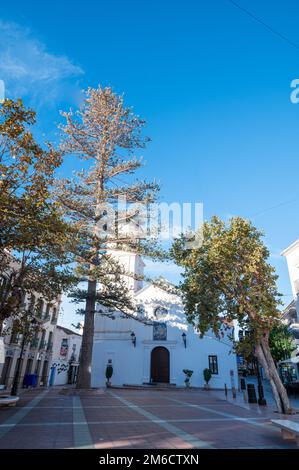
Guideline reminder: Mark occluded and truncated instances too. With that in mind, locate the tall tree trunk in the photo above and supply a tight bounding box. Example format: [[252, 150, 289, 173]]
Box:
[[76, 278, 96, 389], [255, 333, 292, 414]]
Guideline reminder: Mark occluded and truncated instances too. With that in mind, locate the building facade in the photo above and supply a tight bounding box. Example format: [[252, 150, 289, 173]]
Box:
[[0, 292, 60, 390], [49, 325, 82, 386], [91, 251, 238, 389], [281, 239, 299, 355]]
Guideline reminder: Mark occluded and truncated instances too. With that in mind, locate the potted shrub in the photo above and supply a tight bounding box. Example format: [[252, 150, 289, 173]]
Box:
[[105, 360, 113, 387], [183, 369, 193, 388], [203, 368, 212, 389]]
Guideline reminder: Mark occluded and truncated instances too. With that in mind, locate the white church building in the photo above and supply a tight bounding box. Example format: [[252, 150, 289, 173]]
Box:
[[91, 251, 238, 389]]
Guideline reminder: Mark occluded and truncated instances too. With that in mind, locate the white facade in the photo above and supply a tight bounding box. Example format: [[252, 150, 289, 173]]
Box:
[[0, 293, 60, 390], [282, 239, 299, 297], [282, 239, 299, 355], [91, 252, 237, 389], [282, 239, 299, 321], [0, 253, 62, 390], [49, 325, 82, 386]]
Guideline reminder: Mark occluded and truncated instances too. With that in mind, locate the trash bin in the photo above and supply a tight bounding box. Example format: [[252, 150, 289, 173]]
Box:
[[23, 374, 30, 387], [31, 373, 38, 387], [23, 373, 38, 388]]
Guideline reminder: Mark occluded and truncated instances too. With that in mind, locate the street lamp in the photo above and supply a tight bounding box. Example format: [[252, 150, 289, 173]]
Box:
[[131, 332, 136, 347], [255, 357, 267, 406]]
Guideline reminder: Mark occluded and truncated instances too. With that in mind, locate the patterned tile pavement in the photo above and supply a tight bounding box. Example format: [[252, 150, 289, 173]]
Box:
[[0, 386, 298, 449]]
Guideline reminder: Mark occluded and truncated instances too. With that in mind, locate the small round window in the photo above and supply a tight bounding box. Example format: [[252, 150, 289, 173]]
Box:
[[154, 307, 168, 320]]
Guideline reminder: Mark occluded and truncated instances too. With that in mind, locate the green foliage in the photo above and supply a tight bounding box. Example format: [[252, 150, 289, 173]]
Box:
[[203, 368, 212, 384], [235, 323, 295, 364], [183, 369, 193, 378], [57, 86, 164, 313], [0, 99, 76, 325], [234, 331, 255, 362], [172, 216, 292, 413], [269, 323, 296, 363], [171, 216, 282, 340]]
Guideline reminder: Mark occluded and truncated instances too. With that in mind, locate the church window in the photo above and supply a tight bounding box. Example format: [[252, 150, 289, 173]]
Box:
[[154, 306, 168, 320], [208, 355, 218, 375]]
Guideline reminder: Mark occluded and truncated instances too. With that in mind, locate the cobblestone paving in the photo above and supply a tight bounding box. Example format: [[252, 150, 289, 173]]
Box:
[[0, 387, 298, 449]]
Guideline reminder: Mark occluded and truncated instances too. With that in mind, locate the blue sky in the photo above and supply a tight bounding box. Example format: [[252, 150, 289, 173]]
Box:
[[1, 0, 299, 328]]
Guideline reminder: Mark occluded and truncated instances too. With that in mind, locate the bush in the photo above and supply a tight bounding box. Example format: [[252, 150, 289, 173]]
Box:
[[183, 369, 193, 378], [203, 368, 212, 384]]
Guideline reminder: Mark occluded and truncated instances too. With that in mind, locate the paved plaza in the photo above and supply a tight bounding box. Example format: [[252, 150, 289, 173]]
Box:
[[0, 385, 299, 449]]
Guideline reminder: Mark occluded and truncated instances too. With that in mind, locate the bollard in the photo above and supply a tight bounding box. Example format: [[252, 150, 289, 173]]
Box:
[[230, 370, 237, 399], [257, 383, 267, 406], [247, 383, 257, 404], [225, 383, 228, 399]]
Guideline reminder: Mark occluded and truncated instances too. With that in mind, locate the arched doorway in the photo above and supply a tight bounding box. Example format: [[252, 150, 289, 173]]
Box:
[[151, 347, 170, 383]]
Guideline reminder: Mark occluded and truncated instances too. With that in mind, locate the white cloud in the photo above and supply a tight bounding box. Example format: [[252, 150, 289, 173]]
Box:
[[0, 20, 84, 105]]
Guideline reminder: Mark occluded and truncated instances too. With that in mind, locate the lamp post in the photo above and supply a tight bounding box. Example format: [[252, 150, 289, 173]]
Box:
[[255, 357, 267, 406], [10, 336, 26, 396]]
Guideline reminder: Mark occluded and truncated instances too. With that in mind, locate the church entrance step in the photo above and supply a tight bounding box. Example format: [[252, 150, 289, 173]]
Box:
[[143, 382, 176, 387], [118, 383, 177, 390]]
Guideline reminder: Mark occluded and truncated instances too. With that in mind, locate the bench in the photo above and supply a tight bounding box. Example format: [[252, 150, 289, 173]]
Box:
[[0, 396, 19, 407], [271, 419, 299, 445]]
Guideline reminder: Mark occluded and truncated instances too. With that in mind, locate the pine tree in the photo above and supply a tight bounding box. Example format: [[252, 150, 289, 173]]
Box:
[[57, 86, 162, 389]]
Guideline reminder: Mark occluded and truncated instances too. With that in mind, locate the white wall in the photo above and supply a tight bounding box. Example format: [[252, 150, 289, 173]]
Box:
[[91, 284, 237, 389], [283, 241, 299, 299], [50, 327, 82, 386]]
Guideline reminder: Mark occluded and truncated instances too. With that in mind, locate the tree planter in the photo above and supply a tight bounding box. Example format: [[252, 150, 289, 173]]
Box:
[[183, 369, 193, 388], [203, 368, 212, 390], [105, 360, 113, 388]]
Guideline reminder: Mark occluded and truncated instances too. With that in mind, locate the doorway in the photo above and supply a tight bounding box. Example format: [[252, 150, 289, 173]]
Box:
[[41, 360, 48, 386], [150, 347, 170, 383]]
